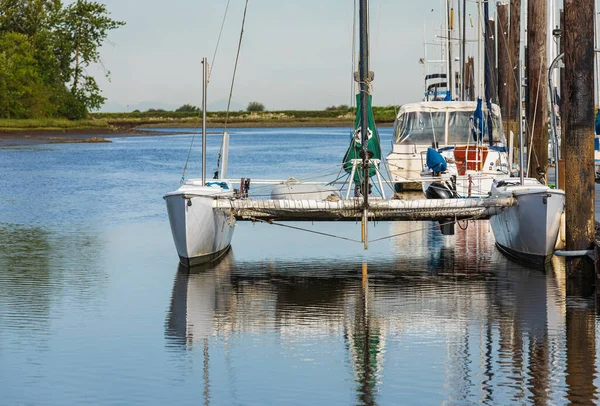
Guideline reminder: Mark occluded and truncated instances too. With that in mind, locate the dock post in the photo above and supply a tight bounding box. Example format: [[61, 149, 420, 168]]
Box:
[[564, 0, 596, 279], [497, 3, 509, 123], [565, 282, 596, 403], [526, 0, 548, 183]]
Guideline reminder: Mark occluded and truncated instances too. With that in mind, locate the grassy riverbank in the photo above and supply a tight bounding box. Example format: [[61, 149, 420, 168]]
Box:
[[1, 107, 398, 132], [96, 106, 398, 129], [0, 118, 111, 132]]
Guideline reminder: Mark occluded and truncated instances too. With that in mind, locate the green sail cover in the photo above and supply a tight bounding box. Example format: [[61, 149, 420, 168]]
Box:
[[342, 94, 382, 185]]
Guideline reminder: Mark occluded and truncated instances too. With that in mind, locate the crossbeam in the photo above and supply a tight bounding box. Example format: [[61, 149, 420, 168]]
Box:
[[214, 197, 514, 222]]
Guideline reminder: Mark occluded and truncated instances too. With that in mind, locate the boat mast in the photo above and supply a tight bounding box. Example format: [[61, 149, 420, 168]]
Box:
[[445, 0, 452, 99], [359, 0, 370, 249], [483, 0, 493, 146], [477, 0, 483, 100], [518, 59, 524, 185], [461, 0, 466, 100], [202, 57, 208, 186]]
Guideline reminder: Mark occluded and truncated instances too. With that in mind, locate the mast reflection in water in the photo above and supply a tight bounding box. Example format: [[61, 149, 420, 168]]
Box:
[[165, 222, 598, 405]]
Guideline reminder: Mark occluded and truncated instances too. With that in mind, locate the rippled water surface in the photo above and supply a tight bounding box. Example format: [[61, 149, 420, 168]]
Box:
[[1, 127, 599, 405]]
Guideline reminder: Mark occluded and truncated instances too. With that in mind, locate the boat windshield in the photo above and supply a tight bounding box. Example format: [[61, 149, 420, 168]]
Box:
[[395, 108, 504, 146], [395, 111, 446, 145]]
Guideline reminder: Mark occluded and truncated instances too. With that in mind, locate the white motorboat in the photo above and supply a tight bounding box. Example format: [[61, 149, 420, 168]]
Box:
[[420, 144, 512, 198], [386, 101, 512, 196], [488, 178, 565, 266]]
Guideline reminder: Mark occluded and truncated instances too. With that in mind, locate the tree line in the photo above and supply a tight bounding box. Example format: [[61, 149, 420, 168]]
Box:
[[139, 102, 266, 114], [0, 0, 124, 120]]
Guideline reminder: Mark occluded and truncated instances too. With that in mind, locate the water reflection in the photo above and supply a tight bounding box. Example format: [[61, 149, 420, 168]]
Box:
[[165, 251, 234, 347], [0, 224, 106, 346], [346, 263, 382, 406], [566, 290, 597, 404], [0, 224, 53, 336], [164, 221, 599, 404]]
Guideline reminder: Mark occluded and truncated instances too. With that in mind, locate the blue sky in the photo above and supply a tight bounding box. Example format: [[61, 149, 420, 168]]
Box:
[[81, 0, 575, 112]]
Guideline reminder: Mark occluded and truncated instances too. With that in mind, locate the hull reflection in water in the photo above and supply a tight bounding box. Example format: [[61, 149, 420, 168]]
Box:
[[165, 251, 234, 347], [164, 224, 595, 404]]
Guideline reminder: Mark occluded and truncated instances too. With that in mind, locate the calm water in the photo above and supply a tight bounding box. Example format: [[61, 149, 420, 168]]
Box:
[[1, 127, 599, 405]]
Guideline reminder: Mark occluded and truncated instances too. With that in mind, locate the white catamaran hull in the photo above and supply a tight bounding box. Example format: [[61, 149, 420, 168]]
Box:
[[165, 182, 235, 267], [489, 180, 564, 266]]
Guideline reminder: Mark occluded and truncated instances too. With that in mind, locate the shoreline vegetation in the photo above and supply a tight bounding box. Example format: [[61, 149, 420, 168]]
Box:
[[0, 107, 398, 146], [1, 2, 400, 147]]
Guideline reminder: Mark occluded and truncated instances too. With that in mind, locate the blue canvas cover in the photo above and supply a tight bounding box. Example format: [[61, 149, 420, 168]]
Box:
[[426, 148, 447, 173], [472, 98, 486, 143]]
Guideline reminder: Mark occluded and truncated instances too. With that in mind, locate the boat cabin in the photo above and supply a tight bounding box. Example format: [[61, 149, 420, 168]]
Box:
[[386, 101, 507, 187], [393, 101, 505, 147]]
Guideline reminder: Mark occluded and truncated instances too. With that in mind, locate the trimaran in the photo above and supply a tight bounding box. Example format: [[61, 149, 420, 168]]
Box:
[[164, 0, 563, 267]]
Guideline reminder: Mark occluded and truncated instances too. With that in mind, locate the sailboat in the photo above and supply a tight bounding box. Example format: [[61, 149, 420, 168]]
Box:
[[163, 0, 521, 267], [386, 0, 512, 198], [488, 56, 565, 266], [163, 0, 389, 266], [164, 59, 236, 267]]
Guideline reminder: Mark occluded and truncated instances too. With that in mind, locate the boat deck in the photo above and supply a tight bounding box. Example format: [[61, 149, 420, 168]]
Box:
[[215, 197, 515, 222]]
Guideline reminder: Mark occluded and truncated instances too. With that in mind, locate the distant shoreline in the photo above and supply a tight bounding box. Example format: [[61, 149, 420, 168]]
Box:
[[0, 119, 394, 147]]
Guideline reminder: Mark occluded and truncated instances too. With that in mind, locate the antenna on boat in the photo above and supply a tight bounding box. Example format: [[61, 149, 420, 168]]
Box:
[[202, 57, 208, 186], [359, 0, 370, 250]]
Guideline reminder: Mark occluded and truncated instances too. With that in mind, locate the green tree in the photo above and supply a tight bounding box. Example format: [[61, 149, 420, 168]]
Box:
[[55, 0, 125, 113], [325, 104, 350, 111], [0, 0, 63, 37], [247, 101, 265, 112], [0, 32, 50, 118], [0, 0, 66, 116], [0, 0, 124, 119], [176, 104, 199, 113]]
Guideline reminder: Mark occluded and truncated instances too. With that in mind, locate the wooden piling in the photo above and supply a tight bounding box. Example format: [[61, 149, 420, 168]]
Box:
[[508, 0, 521, 123], [464, 57, 475, 101], [497, 3, 510, 121], [526, 0, 548, 182], [564, 0, 595, 277], [565, 294, 597, 403]]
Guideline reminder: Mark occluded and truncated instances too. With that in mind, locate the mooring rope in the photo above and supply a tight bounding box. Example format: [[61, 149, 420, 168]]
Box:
[[248, 218, 362, 243], [369, 215, 480, 243], [245, 214, 482, 245]]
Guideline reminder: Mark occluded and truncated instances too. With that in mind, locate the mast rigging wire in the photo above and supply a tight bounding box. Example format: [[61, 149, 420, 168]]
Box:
[[180, 0, 233, 183], [351, 0, 357, 108], [215, 0, 250, 177], [210, 0, 232, 81]]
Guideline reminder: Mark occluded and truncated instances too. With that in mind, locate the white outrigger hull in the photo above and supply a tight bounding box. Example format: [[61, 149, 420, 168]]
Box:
[[489, 180, 564, 266], [164, 182, 236, 267]]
